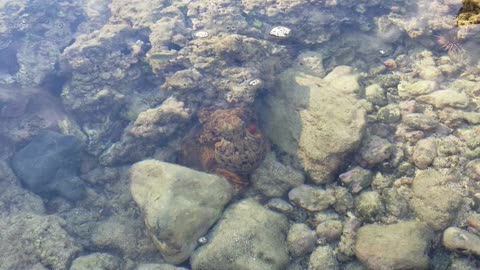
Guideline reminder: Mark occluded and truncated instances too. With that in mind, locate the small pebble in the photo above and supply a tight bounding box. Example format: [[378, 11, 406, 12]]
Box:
[[383, 59, 397, 69], [194, 31, 209, 38]]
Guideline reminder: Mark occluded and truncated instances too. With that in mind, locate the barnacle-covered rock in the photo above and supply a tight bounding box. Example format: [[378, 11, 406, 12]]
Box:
[[0, 0, 84, 86], [456, 0, 480, 26]]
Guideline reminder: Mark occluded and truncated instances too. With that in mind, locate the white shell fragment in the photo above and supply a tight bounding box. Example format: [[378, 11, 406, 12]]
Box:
[[194, 30, 209, 38], [198, 236, 208, 245], [248, 78, 263, 87], [269, 26, 291, 38]]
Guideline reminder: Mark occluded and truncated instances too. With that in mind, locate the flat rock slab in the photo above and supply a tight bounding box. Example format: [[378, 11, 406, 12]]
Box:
[[191, 199, 289, 270], [355, 221, 434, 270], [129, 160, 233, 264]]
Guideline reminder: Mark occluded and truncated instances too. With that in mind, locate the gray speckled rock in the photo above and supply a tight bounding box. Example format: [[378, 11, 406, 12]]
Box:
[[316, 220, 343, 244], [465, 159, 480, 180], [355, 221, 434, 270], [355, 135, 392, 168], [136, 263, 189, 270], [376, 104, 401, 124], [191, 199, 289, 270], [289, 185, 336, 212], [410, 169, 463, 230], [412, 138, 437, 169], [251, 152, 305, 197], [442, 227, 480, 256], [287, 223, 317, 257], [11, 131, 85, 200], [260, 66, 365, 184], [365, 84, 387, 106], [339, 167, 373, 194], [70, 253, 121, 270], [308, 246, 339, 270], [0, 213, 81, 270], [129, 160, 233, 264]]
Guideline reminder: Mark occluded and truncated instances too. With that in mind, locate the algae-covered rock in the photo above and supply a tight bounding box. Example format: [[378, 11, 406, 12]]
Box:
[[308, 246, 339, 270], [287, 223, 317, 257], [416, 90, 470, 109], [260, 66, 366, 184], [136, 264, 189, 270], [410, 169, 463, 230], [456, 0, 480, 25], [129, 160, 233, 264], [354, 191, 385, 222], [365, 84, 387, 106], [288, 185, 336, 212], [191, 199, 289, 270], [355, 221, 434, 270], [70, 253, 122, 270], [398, 80, 437, 98], [412, 138, 437, 169]]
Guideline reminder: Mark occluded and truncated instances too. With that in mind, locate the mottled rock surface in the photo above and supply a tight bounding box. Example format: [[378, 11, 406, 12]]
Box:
[[287, 223, 317, 257], [0, 213, 81, 270], [251, 152, 305, 197], [410, 169, 463, 230], [70, 253, 122, 270], [355, 221, 434, 270], [129, 160, 233, 264], [191, 199, 289, 270], [443, 227, 480, 256], [289, 185, 336, 212], [412, 138, 437, 169], [308, 246, 339, 270], [260, 66, 366, 184]]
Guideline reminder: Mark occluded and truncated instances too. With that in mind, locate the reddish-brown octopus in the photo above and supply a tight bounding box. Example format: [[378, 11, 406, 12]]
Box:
[[180, 107, 268, 190]]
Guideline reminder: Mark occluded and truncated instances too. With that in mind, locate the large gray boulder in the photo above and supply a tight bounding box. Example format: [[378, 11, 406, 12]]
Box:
[[260, 66, 366, 184], [191, 199, 289, 270], [129, 160, 234, 264]]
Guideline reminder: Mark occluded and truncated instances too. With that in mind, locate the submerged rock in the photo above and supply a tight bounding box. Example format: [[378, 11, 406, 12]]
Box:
[[287, 223, 317, 257], [354, 221, 434, 270], [129, 160, 233, 264], [191, 199, 289, 270], [308, 246, 339, 270], [443, 227, 480, 256], [289, 185, 336, 212], [11, 131, 85, 200], [0, 213, 81, 270], [251, 152, 305, 197], [70, 253, 122, 270], [260, 66, 365, 184], [412, 138, 437, 169], [410, 169, 463, 230]]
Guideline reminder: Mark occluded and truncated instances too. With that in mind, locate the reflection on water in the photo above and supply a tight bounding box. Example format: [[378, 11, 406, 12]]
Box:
[[1, 0, 480, 269]]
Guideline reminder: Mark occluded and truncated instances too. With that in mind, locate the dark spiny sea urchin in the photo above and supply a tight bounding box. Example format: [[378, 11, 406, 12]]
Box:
[[435, 33, 465, 55]]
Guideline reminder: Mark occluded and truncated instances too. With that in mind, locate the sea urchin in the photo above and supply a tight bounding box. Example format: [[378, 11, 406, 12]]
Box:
[[435, 34, 464, 55]]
